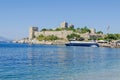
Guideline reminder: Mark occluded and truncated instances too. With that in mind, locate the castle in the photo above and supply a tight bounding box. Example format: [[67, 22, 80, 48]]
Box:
[[29, 22, 99, 41], [29, 22, 74, 40]]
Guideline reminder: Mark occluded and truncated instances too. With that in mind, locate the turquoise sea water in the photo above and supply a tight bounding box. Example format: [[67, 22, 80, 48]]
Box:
[[0, 43, 120, 80]]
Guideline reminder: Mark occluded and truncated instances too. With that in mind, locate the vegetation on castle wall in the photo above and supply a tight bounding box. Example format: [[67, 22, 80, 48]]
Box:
[[41, 26, 90, 34], [75, 27, 90, 33], [37, 34, 59, 41], [67, 33, 80, 40], [96, 31, 103, 34], [55, 27, 76, 31], [80, 27, 91, 33], [55, 28, 63, 31], [45, 35, 59, 41], [96, 37, 105, 40], [41, 28, 47, 31], [41, 28, 54, 31]]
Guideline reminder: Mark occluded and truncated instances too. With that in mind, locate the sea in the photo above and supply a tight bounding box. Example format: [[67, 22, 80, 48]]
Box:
[[0, 42, 120, 80]]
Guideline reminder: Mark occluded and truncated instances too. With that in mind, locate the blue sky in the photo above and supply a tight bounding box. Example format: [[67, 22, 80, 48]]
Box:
[[0, 0, 120, 39]]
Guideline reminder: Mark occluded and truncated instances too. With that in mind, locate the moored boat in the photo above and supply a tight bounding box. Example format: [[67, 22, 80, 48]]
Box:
[[65, 41, 99, 47]]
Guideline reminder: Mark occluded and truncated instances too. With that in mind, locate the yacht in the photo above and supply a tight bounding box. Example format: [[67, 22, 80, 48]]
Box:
[[65, 41, 99, 47]]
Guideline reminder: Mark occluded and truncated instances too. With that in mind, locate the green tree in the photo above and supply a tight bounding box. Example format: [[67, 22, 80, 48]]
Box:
[[55, 28, 62, 31], [48, 29, 53, 31], [115, 34, 120, 39], [37, 34, 45, 41], [75, 27, 90, 33], [41, 28, 47, 31], [96, 31, 103, 34], [81, 26, 90, 33], [45, 35, 59, 41], [105, 34, 118, 40], [67, 33, 80, 40], [96, 37, 105, 40], [37, 34, 59, 41]]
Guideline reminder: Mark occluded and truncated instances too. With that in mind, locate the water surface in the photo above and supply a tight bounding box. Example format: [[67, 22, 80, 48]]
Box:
[[0, 43, 120, 80]]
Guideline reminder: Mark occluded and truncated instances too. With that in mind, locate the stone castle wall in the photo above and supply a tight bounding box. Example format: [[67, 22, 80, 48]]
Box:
[[29, 27, 92, 40], [29, 26, 100, 41], [34, 30, 73, 40]]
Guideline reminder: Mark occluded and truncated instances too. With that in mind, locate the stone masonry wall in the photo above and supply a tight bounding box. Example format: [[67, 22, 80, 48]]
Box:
[[34, 30, 73, 40]]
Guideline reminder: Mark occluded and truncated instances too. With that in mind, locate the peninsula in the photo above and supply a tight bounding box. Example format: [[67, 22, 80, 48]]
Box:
[[13, 21, 120, 48]]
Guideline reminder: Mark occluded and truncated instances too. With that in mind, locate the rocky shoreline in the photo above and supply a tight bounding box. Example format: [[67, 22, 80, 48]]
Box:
[[98, 41, 120, 48], [12, 39, 120, 48]]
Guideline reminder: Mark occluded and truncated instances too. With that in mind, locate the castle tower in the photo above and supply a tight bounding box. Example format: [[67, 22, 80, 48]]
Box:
[[29, 27, 38, 40], [90, 28, 96, 34], [60, 21, 68, 28]]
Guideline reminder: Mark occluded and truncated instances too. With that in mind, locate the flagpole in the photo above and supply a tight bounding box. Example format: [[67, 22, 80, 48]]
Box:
[[107, 26, 110, 34]]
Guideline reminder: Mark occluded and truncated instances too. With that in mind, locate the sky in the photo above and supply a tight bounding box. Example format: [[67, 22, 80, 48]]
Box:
[[0, 0, 120, 40]]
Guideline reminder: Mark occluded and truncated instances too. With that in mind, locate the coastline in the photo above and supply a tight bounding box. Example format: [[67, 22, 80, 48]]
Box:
[[1, 43, 120, 80], [12, 39, 120, 48]]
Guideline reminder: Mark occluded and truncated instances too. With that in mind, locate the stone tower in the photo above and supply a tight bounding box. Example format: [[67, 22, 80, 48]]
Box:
[[60, 21, 68, 28], [29, 27, 38, 40], [90, 28, 96, 34]]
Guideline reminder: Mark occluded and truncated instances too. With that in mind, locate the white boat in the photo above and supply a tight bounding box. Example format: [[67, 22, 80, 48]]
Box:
[[65, 41, 99, 47]]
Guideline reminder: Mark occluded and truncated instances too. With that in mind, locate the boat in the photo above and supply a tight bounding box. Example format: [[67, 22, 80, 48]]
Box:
[[65, 41, 99, 47]]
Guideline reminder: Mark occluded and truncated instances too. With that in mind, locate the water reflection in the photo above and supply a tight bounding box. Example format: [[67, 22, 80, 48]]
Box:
[[21, 45, 120, 80], [27, 46, 120, 73], [1, 44, 120, 80]]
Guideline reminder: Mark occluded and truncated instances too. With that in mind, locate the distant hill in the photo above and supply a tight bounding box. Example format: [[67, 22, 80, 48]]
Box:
[[0, 36, 10, 42]]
